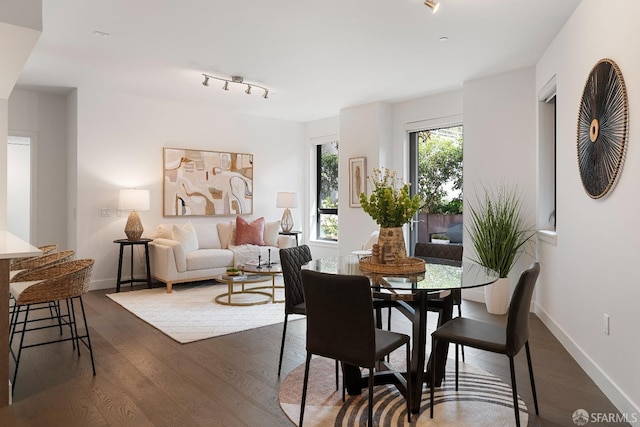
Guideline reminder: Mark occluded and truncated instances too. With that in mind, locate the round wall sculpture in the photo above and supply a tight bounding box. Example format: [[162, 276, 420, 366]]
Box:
[[577, 58, 629, 199]]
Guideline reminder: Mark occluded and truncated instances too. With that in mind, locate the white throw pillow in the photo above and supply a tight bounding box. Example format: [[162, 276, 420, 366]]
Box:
[[217, 221, 236, 249], [172, 221, 199, 253], [263, 220, 281, 247], [155, 224, 173, 240], [194, 223, 221, 249]]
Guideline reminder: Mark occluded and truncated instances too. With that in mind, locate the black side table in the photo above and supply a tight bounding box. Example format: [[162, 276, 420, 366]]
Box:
[[114, 238, 153, 292], [279, 231, 302, 246]]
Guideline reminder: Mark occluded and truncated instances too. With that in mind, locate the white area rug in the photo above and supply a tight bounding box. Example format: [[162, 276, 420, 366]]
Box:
[[279, 357, 528, 426], [106, 278, 301, 344]]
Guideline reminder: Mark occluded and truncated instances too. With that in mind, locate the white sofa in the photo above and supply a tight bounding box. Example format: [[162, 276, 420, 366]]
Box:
[[149, 219, 292, 292]]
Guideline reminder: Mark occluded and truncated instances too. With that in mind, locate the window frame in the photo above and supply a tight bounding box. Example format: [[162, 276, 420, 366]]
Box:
[[315, 143, 338, 242]]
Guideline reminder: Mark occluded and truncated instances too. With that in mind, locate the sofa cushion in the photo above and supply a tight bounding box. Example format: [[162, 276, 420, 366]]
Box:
[[172, 222, 199, 252], [155, 223, 173, 239], [217, 221, 236, 249], [236, 217, 265, 246], [264, 220, 280, 247], [186, 249, 234, 271], [194, 223, 221, 249]]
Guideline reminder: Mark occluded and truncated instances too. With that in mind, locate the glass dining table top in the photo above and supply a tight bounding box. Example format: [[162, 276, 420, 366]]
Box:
[[305, 255, 499, 292]]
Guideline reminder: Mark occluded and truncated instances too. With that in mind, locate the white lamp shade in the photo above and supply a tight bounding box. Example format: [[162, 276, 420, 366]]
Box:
[[119, 189, 150, 211], [276, 192, 298, 208]]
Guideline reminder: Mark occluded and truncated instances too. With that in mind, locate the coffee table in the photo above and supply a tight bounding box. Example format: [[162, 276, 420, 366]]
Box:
[[238, 263, 283, 303], [214, 274, 272, 306]]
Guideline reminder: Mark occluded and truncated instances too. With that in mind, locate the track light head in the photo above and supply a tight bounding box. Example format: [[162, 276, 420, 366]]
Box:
[[263, 89, 269, 99], [424, 0, 440, 13], [202, 75, 210, 86], [245, 85, 252, 95], [222, 81, 229, 91]]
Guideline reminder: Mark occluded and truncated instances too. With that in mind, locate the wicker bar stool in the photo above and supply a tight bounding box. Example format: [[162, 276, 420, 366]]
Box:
[[9, 259, 96, 393], [10, 244, 58, 267], [10, 250, 76, 281]]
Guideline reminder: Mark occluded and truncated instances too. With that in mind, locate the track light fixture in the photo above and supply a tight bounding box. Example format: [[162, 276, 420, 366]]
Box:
[[201, 73, 269, 99], [424, 0, 440, 13]]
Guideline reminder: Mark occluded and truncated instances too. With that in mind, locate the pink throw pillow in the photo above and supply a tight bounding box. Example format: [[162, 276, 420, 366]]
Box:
[[235, 217, 265, 246]]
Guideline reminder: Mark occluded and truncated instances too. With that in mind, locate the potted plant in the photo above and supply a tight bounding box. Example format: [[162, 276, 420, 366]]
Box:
[[467, 184, 535, 314], [360, 167, 422, 261]]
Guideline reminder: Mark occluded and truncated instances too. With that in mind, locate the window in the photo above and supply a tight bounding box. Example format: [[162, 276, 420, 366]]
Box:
[[316, 142, 339, 241], [409, 125, 463, 250], [538, 77, 556, 232]]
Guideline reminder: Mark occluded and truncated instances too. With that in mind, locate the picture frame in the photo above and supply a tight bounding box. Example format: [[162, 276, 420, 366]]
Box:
[[349, 157, 366, 207], [163, 147, 254, 216]]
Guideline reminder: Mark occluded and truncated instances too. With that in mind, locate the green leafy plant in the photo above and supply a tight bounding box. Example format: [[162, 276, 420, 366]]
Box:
[[360, 167, 422, 228], [431, 234, 450, 241], [467, 184, 535, 278]]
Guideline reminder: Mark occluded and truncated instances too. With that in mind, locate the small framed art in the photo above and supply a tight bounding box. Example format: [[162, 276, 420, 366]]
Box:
[[349, 157, 366, 207]]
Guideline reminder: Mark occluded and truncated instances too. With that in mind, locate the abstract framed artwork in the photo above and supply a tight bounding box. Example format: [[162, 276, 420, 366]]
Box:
[[163, 147, 253, 216], [349, 157, 366, 207]]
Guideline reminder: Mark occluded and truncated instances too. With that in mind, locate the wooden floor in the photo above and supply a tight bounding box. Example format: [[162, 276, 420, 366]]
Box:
[[0, 283, 627, 426]]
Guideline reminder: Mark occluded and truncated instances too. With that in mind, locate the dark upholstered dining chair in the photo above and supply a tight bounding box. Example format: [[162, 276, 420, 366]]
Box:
[[277, 245, 313, 377], [414, 241, 465, 361], [299, 270, 411, 427], [430, 262, 541, 427]]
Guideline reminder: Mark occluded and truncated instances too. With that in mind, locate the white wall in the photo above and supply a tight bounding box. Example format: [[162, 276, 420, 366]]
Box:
[[8, 89, 69, 247], [74, 88, 305, 289], [536, 0, 640, 417], [462, 67, 538, 301]]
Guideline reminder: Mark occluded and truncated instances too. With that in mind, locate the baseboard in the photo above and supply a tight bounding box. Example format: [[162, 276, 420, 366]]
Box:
[[461, 288, 485, 303], [535, 303, 640, 426], [89, 278, 116, 292]]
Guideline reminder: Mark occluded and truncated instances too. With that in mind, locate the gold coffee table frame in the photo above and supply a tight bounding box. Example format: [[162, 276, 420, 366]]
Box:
[[239, 263, 283, 303], [215, 274, 272, 306]]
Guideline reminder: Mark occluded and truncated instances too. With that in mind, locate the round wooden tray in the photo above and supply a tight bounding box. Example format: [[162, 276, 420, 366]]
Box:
[[358, 256, 426, 274]]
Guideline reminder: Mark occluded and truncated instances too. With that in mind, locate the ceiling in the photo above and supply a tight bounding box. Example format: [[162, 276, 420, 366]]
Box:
[[16, 0, 581, 123]]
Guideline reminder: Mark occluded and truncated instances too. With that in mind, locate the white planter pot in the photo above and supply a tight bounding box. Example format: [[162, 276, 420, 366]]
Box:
[[431, 239, 450, 244], [484, 277, 510, 315]]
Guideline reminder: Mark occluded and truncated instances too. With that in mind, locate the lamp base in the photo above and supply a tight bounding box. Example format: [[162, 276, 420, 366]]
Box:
[[125, 210, 144, 241], [281, 208, 294, 233]]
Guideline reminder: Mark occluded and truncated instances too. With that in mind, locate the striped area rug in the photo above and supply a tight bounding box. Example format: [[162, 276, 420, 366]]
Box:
[[279, 356, 528, 426]]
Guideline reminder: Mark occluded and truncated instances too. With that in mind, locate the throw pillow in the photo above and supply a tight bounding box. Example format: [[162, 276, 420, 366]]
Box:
[[217, 221, 235, 249], [263, 220, 280, 247], [155, 224, 173, 240], [171, 221, 199, 252], [236, 217, 265, 246]]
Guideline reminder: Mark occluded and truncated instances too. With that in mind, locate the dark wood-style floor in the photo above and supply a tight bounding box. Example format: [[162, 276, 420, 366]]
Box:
[[0, 283, 627, 426]]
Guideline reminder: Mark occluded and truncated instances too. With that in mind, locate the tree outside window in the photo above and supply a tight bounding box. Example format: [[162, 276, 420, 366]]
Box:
[[317, 142, 338, 240], [417, 127, 463, 214]]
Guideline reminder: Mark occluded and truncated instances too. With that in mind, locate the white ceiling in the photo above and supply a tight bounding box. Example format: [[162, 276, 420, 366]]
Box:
[[16, 0, 581, 123]]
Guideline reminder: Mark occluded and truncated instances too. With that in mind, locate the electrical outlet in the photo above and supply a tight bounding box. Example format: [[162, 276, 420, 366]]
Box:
[[603, 314, 610, 335], [101, 208, 111, 217]]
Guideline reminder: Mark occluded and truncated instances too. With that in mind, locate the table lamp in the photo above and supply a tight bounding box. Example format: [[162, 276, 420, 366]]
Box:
[[276, 192, 298, 233], [119, 189, 150, 241]]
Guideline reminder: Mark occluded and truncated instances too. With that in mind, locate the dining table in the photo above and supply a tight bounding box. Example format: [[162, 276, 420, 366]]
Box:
[[305, 255, 499, 413]]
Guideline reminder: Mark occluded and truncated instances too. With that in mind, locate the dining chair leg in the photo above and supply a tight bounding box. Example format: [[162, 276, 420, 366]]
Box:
[[335, 360, 339, 391], [406, 342, 411, 423], [525, 341, 539, 415], [368, 367, 374, 426], [277, 314, 289, 376], [509, 356, 521, 427], [70, 298, 81, 356], [455, 343, 459, 391], [457, 304, 465, 363], [299, 353, 312, 427], [430, 335, 436, 418]]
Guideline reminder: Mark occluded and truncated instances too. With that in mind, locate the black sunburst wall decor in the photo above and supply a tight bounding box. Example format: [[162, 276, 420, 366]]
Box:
[[577, 58, 628, 199]]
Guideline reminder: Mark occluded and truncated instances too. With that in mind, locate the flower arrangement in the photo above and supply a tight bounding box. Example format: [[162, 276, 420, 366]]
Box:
[[359, 167, 422, 228]]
